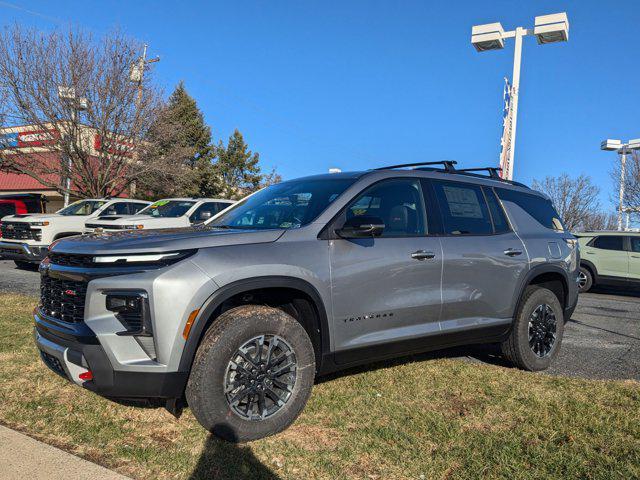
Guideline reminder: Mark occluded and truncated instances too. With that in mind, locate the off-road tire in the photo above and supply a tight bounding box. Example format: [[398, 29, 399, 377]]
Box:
[[186, 305, 315, 443], [501, 286, 564, 371], [578, 266, 593, 293]]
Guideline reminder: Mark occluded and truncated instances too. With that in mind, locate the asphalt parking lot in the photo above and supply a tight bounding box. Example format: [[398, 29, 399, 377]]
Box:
[[1, 259, 637, 381]]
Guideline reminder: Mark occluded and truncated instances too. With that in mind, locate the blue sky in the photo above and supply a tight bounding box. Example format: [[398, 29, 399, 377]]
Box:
[[1, 0, 638, 210]]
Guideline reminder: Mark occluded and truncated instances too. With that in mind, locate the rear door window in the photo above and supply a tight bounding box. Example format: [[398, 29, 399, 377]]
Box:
[[631, 237, 640, 253], [483, 187, 511, 234], [496, 188, 565, 232], [591, 236, 626, 251], [432, 180, 493, 235]]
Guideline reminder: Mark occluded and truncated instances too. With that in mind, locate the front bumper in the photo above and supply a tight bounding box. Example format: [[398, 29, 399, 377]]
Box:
[[34, 309, 188, 399], [0, 241, 47, 263]]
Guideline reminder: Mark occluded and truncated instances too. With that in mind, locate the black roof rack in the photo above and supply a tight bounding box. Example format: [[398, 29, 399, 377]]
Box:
[[374, 161, 457, 172], [372, 162, 530, 189]]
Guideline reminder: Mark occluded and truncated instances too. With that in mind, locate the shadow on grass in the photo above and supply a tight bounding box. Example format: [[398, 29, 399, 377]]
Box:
[[190, 434, 280, 480], [317, 343, 509, 384]]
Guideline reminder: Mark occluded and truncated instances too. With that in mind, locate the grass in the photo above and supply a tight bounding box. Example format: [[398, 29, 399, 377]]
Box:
[[0, 293, 638, 480]]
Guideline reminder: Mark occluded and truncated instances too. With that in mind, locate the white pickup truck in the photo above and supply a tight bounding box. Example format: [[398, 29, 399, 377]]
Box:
[[83, 198, 235, 233], [0, 197, 150, 268]]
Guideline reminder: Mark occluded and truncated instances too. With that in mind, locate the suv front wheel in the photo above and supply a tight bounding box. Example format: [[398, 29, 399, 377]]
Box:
[[186, 305, 316, 442], [501, 286, 565, 371]]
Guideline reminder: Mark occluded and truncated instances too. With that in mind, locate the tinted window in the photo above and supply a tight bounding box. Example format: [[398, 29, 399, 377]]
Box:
[[631, 237, 640, 253], [344, 179, 426, 237], [190, 202, 221, 223], [101, 202, 130, 216], [433, 181, 492, 235], [130, 202, 148, 214], [592, 236, 625, 251], [0, 202, 16, 218], [58, 200, 107, 216], [211, 178, 355, 230], [497, 188, 565, 232], [483, 187, 510, 234]]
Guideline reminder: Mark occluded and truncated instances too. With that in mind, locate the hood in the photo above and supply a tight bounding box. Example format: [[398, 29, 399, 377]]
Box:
[[3, 213, 62, 222], [52, 225, 286, 255], [89, 214, 172, 225]]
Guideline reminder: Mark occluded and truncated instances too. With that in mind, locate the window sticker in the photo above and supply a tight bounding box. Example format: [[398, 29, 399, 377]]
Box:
[[442, 186, 483, 218]]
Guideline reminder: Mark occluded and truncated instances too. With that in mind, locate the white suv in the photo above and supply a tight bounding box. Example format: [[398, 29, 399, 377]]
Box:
[[0, 198, 150, 268], [84, 198, 234, 233]]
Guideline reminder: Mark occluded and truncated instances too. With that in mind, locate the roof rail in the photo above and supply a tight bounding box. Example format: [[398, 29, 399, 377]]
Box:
[[374, 161, 457, 172]]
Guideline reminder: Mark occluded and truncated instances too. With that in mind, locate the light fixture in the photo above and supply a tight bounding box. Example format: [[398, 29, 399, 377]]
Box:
[[471, 22, 505, 52], [534, 13, 569, 44]]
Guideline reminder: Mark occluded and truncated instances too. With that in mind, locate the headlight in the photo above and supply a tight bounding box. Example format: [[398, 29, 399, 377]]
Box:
[[31, 221, 49, 226], [92, 250, 196, 265]]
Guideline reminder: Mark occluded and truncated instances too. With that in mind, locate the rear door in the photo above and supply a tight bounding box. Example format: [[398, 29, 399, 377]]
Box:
[[430, 180, 529, 329], [627, 236, 640, 281], [329, 177, 443, 357], [588, 235, 629, 279]]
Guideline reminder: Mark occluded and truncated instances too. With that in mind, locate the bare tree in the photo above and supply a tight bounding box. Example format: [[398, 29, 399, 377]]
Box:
[[532, 173, 602, 231], [0, 25, 173, 198], [581, 211, 618, 231], [611, 150, 640, 211]]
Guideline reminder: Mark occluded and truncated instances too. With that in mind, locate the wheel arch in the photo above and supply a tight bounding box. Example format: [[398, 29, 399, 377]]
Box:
[[178, 276, 330, 374], [511, 265, 570, 323], [580, 259, 598, 281]]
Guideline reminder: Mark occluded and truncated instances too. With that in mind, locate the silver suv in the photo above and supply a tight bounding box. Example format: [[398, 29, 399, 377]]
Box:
[[34, 162, 579, 442]]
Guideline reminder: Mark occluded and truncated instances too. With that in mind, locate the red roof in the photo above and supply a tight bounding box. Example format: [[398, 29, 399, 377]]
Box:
[[0, 152, 62, 191]]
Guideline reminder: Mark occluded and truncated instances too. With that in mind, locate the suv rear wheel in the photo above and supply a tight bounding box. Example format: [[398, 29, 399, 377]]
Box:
[[186, 305, 316, 442], [501, 286, 564, 371], [577, 266, 593, 293]]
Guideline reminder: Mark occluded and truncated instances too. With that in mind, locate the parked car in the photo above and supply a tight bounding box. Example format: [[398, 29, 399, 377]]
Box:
[[0, 193, 48, 239], [83, 198, 235, 233], [35, 162, 578, 442], [0, 197, 150, 268], [575, 231, 640, 292]]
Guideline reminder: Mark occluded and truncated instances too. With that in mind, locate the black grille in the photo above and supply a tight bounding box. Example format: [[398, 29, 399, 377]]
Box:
[[40, 351, 67, 378], [1, 222, 41, 241], [48, 252, 96, 268], [40, 276, 88, 323]]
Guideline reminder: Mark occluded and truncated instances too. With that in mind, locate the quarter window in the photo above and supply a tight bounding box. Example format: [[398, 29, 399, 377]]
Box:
[[344, 179, 426, 237], [591, 236, 625, 251], [432, 181, 493, 235], [496, 188, 565, 232], [631, 237, 640, 253]]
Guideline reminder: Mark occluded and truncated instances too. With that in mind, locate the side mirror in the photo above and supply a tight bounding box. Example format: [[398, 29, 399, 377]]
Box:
[[336, 215, 385, 238]]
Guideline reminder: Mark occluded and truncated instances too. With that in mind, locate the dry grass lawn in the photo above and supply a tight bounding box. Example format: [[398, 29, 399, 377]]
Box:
[[0, 294, 638, 479]]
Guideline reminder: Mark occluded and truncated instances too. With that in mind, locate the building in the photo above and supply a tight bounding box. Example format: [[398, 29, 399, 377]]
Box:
[[0, 123, 132, 212]]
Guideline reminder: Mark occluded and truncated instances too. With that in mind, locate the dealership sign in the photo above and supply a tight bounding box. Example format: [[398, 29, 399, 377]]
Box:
[[94, 134, 134, 157], [0, 129, 60, 149]]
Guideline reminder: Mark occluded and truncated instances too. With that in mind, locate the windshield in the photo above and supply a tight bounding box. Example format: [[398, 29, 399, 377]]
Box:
[[139, 200, 195, 218], [58, 200, 107, 216], [210, 178, 356, 230]]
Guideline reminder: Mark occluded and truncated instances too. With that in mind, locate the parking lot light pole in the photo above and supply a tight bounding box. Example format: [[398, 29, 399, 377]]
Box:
[[601, 138, 640, 231], [57, 86, 88, 207], [471, 13, 569, 180]]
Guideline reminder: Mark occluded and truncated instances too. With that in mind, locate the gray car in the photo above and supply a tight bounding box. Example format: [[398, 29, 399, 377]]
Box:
[[34, 161, 579, 442]]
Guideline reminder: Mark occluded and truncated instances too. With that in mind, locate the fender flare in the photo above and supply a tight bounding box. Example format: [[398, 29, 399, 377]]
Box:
[[177, 276, 330, 373], [510, 264, 571, 320]]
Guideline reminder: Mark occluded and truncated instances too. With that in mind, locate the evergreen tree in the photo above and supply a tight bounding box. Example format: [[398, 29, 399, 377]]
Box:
[[212, 129, 264, 199]]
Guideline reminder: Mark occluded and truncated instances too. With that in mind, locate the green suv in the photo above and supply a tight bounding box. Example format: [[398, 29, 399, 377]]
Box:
[[575, 231, 640, 292]]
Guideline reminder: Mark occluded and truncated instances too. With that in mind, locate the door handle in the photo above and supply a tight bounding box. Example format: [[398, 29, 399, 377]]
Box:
[[504, 248, 523, 257], [411, 250, 435, 260]]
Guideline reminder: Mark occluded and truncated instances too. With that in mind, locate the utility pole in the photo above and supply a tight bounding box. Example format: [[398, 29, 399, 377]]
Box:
[[58, 86, 87, 207], [130, 44, 160, 111]]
